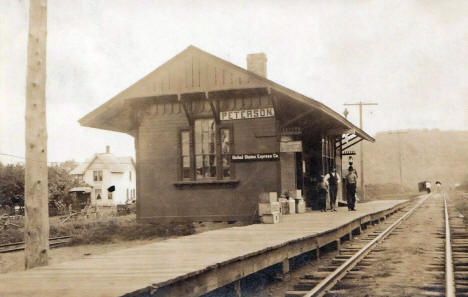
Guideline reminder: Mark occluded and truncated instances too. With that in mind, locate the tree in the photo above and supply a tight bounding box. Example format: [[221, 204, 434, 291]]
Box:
[[0, 163, 25, 207], [0, 161, 87, 208], [59, 160, 78, 173], [48, 162, 88, 205]]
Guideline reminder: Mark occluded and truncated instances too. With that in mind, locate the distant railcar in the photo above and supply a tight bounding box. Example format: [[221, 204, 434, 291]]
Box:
[[418, 181, 427, 192], [418, 181, 431, 193]]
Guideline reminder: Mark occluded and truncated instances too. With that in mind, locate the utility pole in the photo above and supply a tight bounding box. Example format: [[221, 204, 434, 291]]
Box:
[[24, 0, 49, 269], [344, 102, 378, 200], [388, 131, 408, 186]]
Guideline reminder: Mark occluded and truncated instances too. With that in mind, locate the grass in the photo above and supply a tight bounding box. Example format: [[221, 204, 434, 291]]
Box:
[[451, 190, 468, 225], [1, 213, 195, 245]]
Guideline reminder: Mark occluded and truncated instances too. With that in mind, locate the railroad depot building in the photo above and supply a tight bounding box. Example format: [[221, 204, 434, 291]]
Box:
[[79, 46, 374, 223]]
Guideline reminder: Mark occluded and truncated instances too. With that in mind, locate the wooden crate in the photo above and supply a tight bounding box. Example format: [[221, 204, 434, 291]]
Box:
[[260, 211, 280, 224], [258, 202, 281, 216]]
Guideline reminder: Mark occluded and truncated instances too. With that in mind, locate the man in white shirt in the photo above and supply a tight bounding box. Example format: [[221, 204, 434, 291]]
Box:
[[324, 168, 340, 211]]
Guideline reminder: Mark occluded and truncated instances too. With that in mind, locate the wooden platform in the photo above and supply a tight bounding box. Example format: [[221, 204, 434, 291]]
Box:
[[0, 200, 407, 297]]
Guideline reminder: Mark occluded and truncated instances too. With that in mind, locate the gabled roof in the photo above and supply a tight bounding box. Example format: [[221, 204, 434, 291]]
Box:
[[69, 156, 94, 175], [79, 45, 374, 142], [70, 153, 135, 175]]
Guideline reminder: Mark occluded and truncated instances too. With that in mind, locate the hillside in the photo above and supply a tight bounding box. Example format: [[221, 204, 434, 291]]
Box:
[[361, 129, 468, 191]]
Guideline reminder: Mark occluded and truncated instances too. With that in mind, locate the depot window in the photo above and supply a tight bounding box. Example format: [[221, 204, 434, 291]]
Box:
[[179, 118, 233, 181], [321, 136, 336, 174]]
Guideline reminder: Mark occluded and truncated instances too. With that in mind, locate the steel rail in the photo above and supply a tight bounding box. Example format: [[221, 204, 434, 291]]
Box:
[[444, 195, 456, 297], [0, 235, 72, 253], [303, 194, 430, 297], [0, 235, 72, 248]]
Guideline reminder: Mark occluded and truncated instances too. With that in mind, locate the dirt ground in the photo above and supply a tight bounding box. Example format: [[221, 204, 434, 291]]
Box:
[[334, 192, 446, 297], [250, 192, 460, 297], [451, 190, 468, 219]]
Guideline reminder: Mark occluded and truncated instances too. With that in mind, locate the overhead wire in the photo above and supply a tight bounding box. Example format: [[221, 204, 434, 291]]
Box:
[[0, 152, 135, 165]]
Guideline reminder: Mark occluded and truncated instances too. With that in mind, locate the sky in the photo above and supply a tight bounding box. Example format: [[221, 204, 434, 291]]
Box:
[[1, 0, 467, 165]]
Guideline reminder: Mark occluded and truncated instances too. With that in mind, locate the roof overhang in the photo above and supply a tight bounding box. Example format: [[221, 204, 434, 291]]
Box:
[[79, 46, 374, 143], [269, 88, 374, 142], [69, 187, 92, 193], [79, 86, 374, 143]]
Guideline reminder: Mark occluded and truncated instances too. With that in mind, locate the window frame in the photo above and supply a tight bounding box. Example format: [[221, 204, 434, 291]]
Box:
[[321, 136, 336, 174], [93, 170, 103, 182], [220, 125, 234, 179], [178, 127, 194, 181], [194, 118, 217, 181], [95, 189, 102, 200], [178, 119, 234, 182]]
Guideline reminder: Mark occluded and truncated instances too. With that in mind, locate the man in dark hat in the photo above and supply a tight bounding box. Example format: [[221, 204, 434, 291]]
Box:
[[435, 181, 442, 193], [345, 166, 358, 211]]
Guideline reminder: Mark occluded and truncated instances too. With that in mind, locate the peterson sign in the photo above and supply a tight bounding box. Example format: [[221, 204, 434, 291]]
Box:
[[220, 107, 274, 121]]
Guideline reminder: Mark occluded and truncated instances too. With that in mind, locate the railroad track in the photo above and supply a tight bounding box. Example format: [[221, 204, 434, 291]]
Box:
[[283, 193, 466, 297], [447, 192, 468, 296], [0, 235, 72, 253]]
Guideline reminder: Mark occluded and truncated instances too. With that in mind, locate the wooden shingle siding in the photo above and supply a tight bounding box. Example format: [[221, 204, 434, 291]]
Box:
[[136, 95, 280, 223]]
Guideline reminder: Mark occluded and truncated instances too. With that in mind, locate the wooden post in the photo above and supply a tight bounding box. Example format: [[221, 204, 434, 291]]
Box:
[[24, 0, 49, 269], [281, 258, 290, 281], [233, 280, 242, 297], [316, 239, 320, 260]]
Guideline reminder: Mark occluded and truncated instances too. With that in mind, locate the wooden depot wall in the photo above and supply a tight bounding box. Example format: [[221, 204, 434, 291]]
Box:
[[135, 94, 281, 223]]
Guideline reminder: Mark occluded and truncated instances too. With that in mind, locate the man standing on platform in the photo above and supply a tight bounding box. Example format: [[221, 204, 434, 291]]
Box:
[[325, 168, 340, 211], [318, 175, 328, 212], [345, 166, 358, 211]]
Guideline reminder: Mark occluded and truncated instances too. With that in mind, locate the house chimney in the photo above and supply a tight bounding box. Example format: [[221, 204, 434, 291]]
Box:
[[106, 145, 110, 154], [247, 53, 267, 78]]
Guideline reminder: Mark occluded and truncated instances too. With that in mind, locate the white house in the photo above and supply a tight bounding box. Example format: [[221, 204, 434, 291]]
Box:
[[70, 146, 136, 206]]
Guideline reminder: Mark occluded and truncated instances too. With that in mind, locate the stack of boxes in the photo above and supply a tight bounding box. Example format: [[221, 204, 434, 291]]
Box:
[[278, 196, 288, 215], [289, 190, 306, 214], [258, 192, 280, 224], [279, 195, 296, 215], [258, 190, 307, 224]]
